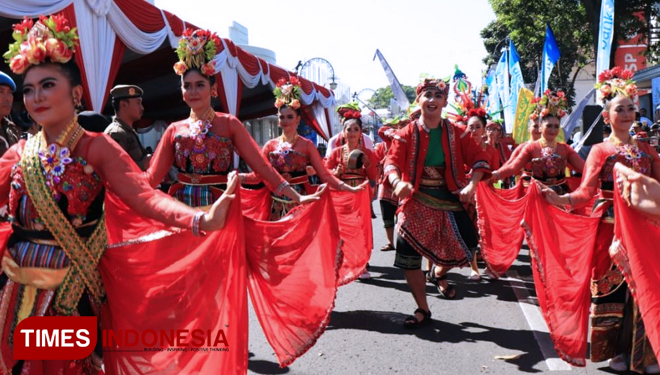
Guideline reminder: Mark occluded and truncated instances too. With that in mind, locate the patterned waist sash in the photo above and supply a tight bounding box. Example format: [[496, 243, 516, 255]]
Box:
[[536, 176, 566, 187], [411, 191, 463, 212], [19, 135, 107, 315], [177, 172, 227, 186], [420, 166, 446, 188]]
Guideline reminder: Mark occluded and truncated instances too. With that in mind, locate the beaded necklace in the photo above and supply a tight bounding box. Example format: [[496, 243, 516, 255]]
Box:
[[38, 115, 85, 186], [609, 134, 643, 172], [188, 107, 216, 140]]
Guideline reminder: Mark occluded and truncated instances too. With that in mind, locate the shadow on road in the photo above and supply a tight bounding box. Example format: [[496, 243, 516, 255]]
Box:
[[248, 352, 290, 374], [362, 264, 539, 306], [327, 310, 547, 373]]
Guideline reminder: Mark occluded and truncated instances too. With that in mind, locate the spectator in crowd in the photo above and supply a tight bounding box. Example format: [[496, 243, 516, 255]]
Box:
[[0, 71, 21, 155], [639, 107, 652, 128], [104, 84, 150, 169]]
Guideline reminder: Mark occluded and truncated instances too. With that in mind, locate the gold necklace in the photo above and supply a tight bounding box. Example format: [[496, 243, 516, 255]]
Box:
[[190, 107, 216, 123], [608, 133, 636, 147], [41, 115, 85, 151], [281, 133, 299, 146], [538, 137, 557, 149]]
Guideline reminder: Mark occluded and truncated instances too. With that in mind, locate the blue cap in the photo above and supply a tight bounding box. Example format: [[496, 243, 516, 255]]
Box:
[[0, 71, 16, 92]]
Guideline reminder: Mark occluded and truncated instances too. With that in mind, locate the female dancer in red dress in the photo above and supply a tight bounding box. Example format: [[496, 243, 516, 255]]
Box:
[[0, 16, 234, 374], [464, 110, 500, 281], [147, 30, 319, 208], [543, 68, 660, 373], [242, 78, 361, 220], [144, 29, 344, 372], [325, 106, 377, 279], [491, 90, 584, 195]]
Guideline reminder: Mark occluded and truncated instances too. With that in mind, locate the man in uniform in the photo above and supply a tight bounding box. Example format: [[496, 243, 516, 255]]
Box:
[[0, 71, 21, 155], [105, 84, 150, 169]]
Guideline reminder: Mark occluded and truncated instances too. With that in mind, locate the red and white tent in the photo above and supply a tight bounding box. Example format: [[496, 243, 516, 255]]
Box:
[[0, 0, 336, 139]]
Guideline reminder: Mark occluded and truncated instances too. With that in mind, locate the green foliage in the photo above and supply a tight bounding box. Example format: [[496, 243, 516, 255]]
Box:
[[482, 0, 660, 109], [367, 85, 417, 109], [482, 0, 593, 107]]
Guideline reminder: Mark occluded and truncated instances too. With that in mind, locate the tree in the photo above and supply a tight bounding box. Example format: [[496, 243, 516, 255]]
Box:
[[481, 0, 594, 107], [366, 85, 417, 109], [482, 0, 660, 109]]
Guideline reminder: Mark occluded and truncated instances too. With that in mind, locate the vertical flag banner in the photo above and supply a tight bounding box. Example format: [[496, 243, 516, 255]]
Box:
[[373, 49, 410, 111], [509, 40, 525, 135], [512, 88, 536, 144], [487, 67, 501, 116], [541, 24, 561, 94], [596, 0, 615, 77], [495, 51, 510, 128]]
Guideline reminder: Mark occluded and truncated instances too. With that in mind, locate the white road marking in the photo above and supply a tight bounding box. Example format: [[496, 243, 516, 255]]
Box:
[[503, 270, 572, 371]]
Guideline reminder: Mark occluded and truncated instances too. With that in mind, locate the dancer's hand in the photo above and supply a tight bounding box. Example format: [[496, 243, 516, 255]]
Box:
[[615, 162, 660, 217], [200, 171, 238, 231], [333, 164, 344, 177], [394, 181, 413, 199], [340, 181, 366, 193], [298, 184, 326, 204], [540, 183, 566, 206], [459, 181, 477, 204]]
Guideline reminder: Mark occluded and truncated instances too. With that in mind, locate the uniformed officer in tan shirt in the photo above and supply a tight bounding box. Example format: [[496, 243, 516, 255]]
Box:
[[0, 71, 21, 156], [105, 84, 150, 169]]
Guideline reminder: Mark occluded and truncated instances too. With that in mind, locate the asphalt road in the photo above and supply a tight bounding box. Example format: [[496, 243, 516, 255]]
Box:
[[246, 203, 625, 375]]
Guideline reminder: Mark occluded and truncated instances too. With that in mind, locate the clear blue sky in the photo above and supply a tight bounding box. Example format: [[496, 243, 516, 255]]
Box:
[[155, 0, 496, 95]]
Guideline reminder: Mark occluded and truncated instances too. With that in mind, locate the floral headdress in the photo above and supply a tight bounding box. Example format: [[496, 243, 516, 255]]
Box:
[[416, 77, 450, 97], [595, 67, 637, 103], [4, 14, 78, 75], [174, 28, 221, 77], [274, 77, 302, 109], [529, 89, 567, 120], [336, 102, 362, 122]]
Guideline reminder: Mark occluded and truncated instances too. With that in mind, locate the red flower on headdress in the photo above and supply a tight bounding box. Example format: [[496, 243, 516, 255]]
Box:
[[5, 14, 78, 74], [13, 18, 33, 34], [595, 67, 636, 102], [276, 78, 287, 87], [51, 13, 71, 33], [290, 76, 300, 86], [467, 108, 487, 119]]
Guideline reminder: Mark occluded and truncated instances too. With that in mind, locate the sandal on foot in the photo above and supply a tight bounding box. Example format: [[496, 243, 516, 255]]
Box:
[[428, 267, 456, 299], [380, 243, 395, 252], [437, 279, 456, 300], [403, 308, 432, 329]]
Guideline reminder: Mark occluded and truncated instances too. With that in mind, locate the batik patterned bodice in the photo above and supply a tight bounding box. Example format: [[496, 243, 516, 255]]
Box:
[[173, 132, 234, 175], [529, 147, 567, 182], [267, 141, 308, 175], [9, 156, 104, 230], [600, 143, 653, 186]]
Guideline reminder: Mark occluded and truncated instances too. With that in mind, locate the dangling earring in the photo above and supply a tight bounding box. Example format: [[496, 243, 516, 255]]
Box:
[[73, 97, 81, 110], [603, 117, 610, 124], [211, 89, 218, 98]]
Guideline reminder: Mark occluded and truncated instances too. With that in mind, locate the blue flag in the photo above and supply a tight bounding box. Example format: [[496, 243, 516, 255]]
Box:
[[541, 24, 561, 94], [508, 40, 525, 132], [495, 52, 509, 126], [596, 0, 615, 77]]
